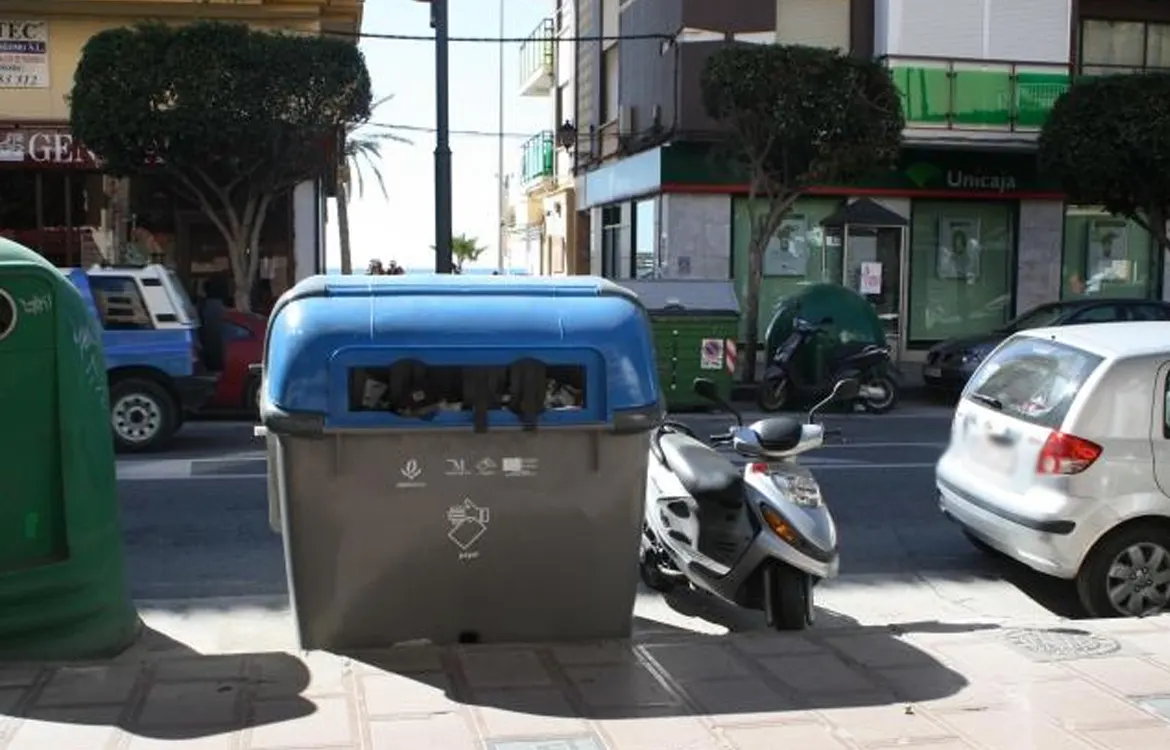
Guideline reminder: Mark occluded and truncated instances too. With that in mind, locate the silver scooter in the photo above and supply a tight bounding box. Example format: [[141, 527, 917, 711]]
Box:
[[641, 376, 859, 630]]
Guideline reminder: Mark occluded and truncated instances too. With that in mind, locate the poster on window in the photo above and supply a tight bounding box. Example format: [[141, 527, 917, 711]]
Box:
[[763, 215, 809, 277], [1086, 218, 1130, 284], [859, 262, 883, 295], [0, 21, 49, 89], [937, 217, 981, 281]]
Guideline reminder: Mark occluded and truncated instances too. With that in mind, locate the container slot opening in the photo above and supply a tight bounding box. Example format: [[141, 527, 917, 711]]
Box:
[[349, 359, 587, 422]]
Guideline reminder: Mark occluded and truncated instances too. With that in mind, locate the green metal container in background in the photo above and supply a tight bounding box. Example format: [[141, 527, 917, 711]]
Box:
[[0, 238, 140, 660], [618, 281, 741, 410]]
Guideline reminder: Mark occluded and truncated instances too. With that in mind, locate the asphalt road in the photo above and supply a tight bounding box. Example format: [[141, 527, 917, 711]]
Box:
[[116, 406, 1083, 627]]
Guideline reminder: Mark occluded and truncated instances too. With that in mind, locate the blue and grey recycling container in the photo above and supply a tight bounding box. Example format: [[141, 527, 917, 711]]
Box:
[[259, 274, 663, 649]]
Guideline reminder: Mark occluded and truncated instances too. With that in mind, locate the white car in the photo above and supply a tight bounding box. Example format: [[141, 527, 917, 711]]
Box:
[[936, 321, 1170, 618]]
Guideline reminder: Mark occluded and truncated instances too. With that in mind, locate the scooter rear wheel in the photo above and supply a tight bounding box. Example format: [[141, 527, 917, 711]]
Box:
[[757, 378, 790, 412], [639, 552, 679, 593], [764, 563, 814, 631]]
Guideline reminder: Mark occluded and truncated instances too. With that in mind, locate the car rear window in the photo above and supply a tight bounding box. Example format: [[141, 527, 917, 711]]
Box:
[[964, 336, 1104, 429]]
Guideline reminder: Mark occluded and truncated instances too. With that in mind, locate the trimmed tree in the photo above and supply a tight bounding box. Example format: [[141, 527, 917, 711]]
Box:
[[1040, 73, 1170, 254], [71, 21, 372, 310], [701, 44, 904, 382]]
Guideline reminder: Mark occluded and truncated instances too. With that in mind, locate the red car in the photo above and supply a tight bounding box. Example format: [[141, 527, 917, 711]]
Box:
[[206, 309, 267, 412]]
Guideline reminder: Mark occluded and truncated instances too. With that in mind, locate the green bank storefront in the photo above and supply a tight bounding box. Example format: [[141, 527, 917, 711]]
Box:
[[580, 143, 1163, 361]]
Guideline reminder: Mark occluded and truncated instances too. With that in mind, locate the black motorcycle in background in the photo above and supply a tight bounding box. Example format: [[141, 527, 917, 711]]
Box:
[[757, 317, 900, 413]]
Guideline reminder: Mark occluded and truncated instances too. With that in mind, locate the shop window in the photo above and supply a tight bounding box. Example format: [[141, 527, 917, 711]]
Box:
[[0, 172, 38, 249], [349, 360, 586, 428], [0, 171, 100, 266], [731, 197, 842, 341], [633, 198, 657, 278], [1061, 209, 1157, 300], [906, 201, 1015, 344], [89, 275, 154, 330], [600, 205, 627, 278]]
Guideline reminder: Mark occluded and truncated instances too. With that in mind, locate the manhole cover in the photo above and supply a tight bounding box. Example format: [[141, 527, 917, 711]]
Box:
[[487, 737, 607, 750], [1003, 627, 1121, 662]]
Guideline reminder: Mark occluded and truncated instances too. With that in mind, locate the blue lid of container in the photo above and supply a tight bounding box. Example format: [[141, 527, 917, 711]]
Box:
[[263, 274, 662, 432]]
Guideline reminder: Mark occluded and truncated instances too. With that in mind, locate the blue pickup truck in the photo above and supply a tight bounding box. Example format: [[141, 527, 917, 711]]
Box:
[[66, 264, 219, 452]]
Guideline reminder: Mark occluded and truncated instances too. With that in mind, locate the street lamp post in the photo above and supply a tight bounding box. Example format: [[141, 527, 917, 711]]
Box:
[[429, 0, 454, 273]]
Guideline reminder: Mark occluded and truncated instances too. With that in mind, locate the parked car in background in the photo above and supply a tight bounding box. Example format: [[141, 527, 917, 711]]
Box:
[[923, 298, 1170, 392], [66, 264, 218, 452], [204, 309, 266, 413], [936, 322, 1170, 618]]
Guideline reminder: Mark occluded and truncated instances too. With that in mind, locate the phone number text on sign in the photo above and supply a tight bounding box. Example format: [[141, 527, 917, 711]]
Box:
[[0, 20, 48, 89]]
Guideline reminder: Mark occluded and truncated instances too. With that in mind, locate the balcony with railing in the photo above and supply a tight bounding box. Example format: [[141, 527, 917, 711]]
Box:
[[520, 132, 555, 189], [518, 18, 554, 96], [884, 56, 1071, 141]]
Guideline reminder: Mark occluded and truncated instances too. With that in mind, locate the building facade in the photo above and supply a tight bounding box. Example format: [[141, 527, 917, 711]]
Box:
[[516, 0, 586, 275], [0, 0, 362, 298], [571, 0, 1169, 359]]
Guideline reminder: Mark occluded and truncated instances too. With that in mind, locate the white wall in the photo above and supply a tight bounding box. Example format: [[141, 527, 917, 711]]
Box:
[[659, 194, 732, 279], [1017, 200, 1065, 311], [776, 0, 849, 50], [874, 0, 1071, 62], [292, 180, 319, 281]]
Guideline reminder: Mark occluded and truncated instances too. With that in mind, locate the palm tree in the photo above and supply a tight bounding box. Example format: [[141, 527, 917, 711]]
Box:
[[451, 233, 488, 271], [432, 233, 488, 272], [337, 94, 410, 274]]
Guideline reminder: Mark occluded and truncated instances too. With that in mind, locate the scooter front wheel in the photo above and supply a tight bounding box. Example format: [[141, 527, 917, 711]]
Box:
[[757, 377, 790, 412], [763, 563, 814, 631]]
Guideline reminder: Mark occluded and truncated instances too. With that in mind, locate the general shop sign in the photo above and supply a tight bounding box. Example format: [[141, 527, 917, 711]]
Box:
[[0, 21, 49, 89], [0, 127, 97, 167]]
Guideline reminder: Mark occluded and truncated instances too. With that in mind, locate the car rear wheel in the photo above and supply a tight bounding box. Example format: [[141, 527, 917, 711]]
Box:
[[1077, 525, 1170, 618], [110, 377, 179, 453]]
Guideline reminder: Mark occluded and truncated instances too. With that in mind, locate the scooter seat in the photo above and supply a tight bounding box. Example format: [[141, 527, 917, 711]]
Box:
[[748, 416, 803, 451], [657, 432, 742, 496]]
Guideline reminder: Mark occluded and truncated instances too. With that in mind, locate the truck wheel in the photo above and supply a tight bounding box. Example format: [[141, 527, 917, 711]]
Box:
[[764, 563, 814, 631], [110, 378, 179, 453]]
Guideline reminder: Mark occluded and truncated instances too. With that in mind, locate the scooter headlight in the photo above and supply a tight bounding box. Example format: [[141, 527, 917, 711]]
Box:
[[769, 474, 824, 508]]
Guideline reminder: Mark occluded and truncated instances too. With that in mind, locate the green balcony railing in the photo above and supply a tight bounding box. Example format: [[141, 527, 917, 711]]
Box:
[[885, 56, 1071, 131], [521, 131, 554, 186], [519, 19, 554, 89]]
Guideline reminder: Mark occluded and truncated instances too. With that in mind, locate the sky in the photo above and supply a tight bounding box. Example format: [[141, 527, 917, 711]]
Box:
[[323, 0, 550, 272]]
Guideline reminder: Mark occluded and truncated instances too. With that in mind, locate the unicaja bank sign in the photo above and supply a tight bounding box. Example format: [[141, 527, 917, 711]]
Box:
[[0, 127, 98, 167]]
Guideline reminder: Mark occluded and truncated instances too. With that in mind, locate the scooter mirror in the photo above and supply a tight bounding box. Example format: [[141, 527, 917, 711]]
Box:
[[831, 378, 861, 401], [692, 378, 719, 401]]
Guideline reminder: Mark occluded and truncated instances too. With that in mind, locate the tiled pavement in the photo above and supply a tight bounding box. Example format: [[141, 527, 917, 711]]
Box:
[[3, 614, 1170, 749]]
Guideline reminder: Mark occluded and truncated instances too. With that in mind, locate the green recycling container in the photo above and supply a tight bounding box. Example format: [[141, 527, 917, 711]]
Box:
[[0, 239, 140, 660], [618, 280, 740, 410]]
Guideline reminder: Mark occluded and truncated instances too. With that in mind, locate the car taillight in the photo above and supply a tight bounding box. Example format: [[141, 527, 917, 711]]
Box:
[[1036, 431, 1102, 475]]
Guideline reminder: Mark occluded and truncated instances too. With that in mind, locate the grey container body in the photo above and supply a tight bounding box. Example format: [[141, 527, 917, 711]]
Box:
[[272, 427, 648, 650]]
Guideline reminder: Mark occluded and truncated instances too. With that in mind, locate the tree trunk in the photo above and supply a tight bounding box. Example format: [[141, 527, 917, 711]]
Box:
[[742, 235, 765, 383], [337, 182, 353, 275], [229, 234, 253, 313]]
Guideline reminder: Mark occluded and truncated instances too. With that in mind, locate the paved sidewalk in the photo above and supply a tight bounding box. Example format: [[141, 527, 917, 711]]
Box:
[[3, 613, 1170, 750]]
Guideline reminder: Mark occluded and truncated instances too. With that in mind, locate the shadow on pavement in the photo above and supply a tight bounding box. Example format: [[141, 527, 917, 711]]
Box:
[[351, 615, 994, 720], [0, 624, 314, 741]]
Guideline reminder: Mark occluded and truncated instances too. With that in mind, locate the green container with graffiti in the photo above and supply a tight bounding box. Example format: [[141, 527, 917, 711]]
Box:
[[618, 280, 741, 411], [0, 238, 140, 660]]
